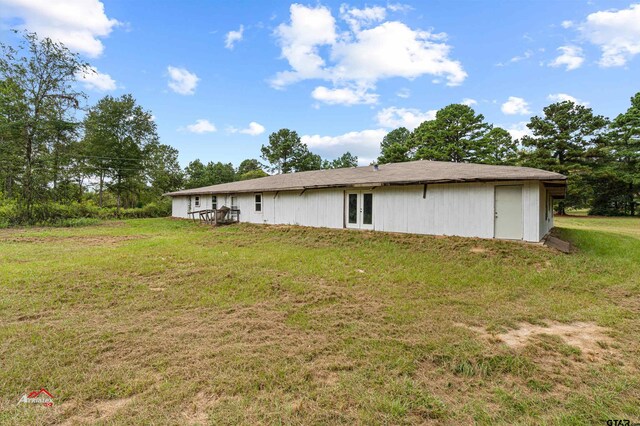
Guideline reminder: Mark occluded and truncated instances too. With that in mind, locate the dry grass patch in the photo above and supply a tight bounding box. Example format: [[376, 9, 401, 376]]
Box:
[[181, 391, 216, 425], [60, 396, 134, 425], [606, 285, 640, 314], [0, 217, 639, 424]]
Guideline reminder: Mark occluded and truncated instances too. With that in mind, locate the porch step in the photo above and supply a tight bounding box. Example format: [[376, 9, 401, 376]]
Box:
[[544, 235, 572, 253]]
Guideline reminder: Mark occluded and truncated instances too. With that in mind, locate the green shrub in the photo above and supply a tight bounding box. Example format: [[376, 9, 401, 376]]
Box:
[[54, 218, 102, 227], [0, 200, 18, 227], [0, 198, 172, 227]]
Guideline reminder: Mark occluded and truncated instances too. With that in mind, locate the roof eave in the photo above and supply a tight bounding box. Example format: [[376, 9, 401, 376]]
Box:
[[163, 175, 566, 197]]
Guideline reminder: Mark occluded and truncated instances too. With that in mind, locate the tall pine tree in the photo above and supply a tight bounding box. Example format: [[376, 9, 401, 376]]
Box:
[[520, 101, 609, 214]]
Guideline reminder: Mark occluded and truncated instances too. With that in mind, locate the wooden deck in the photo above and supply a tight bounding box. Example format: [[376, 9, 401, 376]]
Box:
[[187, 208, 240, 226]]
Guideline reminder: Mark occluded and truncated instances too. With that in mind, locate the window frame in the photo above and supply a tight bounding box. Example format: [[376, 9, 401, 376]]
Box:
[[194, 196, 200, 208], [254, 193, 262, 212], [212, 195, 217, 210], [231, 195, 238, 210]]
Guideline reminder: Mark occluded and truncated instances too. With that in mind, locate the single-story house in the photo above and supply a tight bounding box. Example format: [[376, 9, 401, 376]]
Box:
[[165, 160, 567, 242]]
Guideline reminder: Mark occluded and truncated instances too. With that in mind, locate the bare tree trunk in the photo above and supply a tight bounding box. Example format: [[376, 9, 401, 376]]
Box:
[[558, 201, 566, 215], [99, 171, 104, 208], [52, 155, 58, 200], [116, 175, 121, 213], [77, 175, 84, 202], [23, 129, 33, 222], [5, 175, 12, 198]]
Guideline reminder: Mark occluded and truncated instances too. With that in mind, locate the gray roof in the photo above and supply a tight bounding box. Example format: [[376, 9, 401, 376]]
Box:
[[165, 160, 566, 196]]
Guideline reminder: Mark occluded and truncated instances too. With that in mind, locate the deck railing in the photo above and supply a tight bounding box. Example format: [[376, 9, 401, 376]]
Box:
[[187, 208, 240, 225]]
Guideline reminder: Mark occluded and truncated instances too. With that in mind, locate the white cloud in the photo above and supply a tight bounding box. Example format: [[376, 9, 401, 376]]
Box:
[[225, 25, 244, 49], [387, 3, 413, 13], [505, 122, 532, 141], [167, 66, 199, 95], [241, 121, 265, 136], [185, 119, 216, 134], [271, 4, 466, 101], [547, 93, 589, 106], [561, 20, 574, 29], [501, 96, 531, 115], [301, 128, 388, 160], [229, 121, 265, 136], [396, 88, 411, 98], [311, 85, 378, 105], [355, 157, 375, 166], [76, 66, 116, 91], [461, 98, 477, 106], [330, 21, 467, 86], [0, 0, 119, 57], [496, 49, 534, 66], [271, 4, 337, 88], [510, 49, 533, 63], [339, 4, 386, 32], [580, 3, 640, 67], [549, 45, 584, 71], [376, 106, 436, 130]]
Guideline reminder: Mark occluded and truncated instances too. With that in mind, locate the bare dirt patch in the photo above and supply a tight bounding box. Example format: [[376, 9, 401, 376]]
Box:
[[498, 322, 612, 353], [461, 321, 615, 360], [469, 247, 489, 254], [0, 235, 143, 245]]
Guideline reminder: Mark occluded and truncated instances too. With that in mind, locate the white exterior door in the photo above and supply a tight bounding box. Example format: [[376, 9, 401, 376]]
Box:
[[346, 191, 374, 230], [494, 185, 523, 240]]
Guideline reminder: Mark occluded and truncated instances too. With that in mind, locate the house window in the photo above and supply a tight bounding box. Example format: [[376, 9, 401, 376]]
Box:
[[231, 196, 238, 210], [212, 195, 217, 210], [194, 196, 200, 208], [255, 193, 262, 212]]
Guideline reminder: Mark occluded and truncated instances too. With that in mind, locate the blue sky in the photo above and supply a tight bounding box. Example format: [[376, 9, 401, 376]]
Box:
[[1, 0, 639, 167]]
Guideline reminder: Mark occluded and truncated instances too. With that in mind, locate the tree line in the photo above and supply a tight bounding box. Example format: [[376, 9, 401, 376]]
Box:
[[1, 31, 637, 226], [0, 32, 183, 221], [0, 33, 358, 224], [182, 130, 358, 190], [377, 100, 639, 216]]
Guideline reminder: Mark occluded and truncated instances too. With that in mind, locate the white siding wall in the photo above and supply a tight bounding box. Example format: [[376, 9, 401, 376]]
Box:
[[372, 181, 540, 241], [203, 190, 344, 227], [373, 183, 494, 238], [522, 181, 540, 242], [277, 189, 344, 228], [170, 181, 547, 241], [171, 196, 190, 218], [538, 182, 554, 240], [170, 194, 217, 218]]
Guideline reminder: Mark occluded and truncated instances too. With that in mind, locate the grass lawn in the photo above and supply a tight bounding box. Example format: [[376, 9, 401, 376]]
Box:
[[0, 216, 639, 425]]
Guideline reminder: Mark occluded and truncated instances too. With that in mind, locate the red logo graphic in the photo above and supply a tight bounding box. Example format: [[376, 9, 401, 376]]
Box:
[[18, 388, 54, 406]]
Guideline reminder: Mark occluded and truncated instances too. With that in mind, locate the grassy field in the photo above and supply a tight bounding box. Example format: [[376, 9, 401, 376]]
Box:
[[0, 216, 639, 425]]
